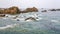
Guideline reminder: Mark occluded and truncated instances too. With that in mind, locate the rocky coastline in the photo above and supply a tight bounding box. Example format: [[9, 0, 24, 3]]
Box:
[[0, 6, 38, 15]]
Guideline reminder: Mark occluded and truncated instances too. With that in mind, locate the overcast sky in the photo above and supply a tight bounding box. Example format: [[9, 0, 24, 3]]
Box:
[[0, 0, 60, 8]]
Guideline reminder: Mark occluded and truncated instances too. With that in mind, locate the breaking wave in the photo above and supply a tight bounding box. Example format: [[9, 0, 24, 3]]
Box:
[[0, 24, 17, 29]]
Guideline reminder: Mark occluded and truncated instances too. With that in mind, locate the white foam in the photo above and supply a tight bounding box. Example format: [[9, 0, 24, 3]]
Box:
[[18, 18, 24, 20], [34, 14, 38, 17], [27, 15, 35, 17], [26, 19, 34, 22], [2, 17, 7, 19], [51, 20, 59, 22], [5, 14, 17, 18], [25, 17, 43, 22], [36, 17, 43, 20], [0, 24, 17, 29], [11, 17, 25, 21]]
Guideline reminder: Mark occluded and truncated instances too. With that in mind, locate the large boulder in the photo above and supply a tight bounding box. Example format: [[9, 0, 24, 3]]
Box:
[[9, 6, 20, 14], [26, 7, 38, 12], [21, 7, 38, 13], [3, 6, 20, 14]]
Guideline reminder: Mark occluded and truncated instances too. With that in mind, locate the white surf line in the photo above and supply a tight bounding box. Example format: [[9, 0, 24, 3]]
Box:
[[11, 17, 25, 21], [0, 24, 17, 29], [25, 19, 34, 22], [51, 20, 59, 22], [25, 17, 43, 22]]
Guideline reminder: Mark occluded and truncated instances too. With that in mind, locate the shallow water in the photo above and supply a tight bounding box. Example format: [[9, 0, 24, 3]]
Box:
[[0, 11, 60, 34]]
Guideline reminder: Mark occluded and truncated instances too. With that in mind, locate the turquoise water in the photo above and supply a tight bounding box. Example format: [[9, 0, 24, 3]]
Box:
[[0, 11, 60, 34]]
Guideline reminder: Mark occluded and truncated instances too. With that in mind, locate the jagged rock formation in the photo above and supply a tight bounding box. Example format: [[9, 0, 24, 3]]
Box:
[[20, 7, 38, 13], [0, 6, 20, 15], [4, 6, 20, 14], [0, 6, 38, 14], [26, 7, 38, 12]]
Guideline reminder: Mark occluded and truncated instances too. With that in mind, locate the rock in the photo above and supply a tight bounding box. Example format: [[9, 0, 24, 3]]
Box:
[[20, 7, 38, 13], [0, 6, 20, 14], [26, 7, 38, 12], [25, 17, 36, 21], [8, 6, 20, 14], [50, 9, 56, 11], [0, 10, 3, 14], [6, 16, 8, 17], [41, 10, 47, 12], [17, 19, 20, 21], [0, 14, 5, 17], [56, 9, 60, 11], [36, 17, 39, 19], [0, 6, 38, 14]]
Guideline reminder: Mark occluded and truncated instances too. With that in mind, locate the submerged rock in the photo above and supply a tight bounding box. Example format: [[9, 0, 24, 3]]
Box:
[[25, 17, 36, 21], [17, 19, 20, 21], [49, 9, 56, 11], [56, 9, 60, 11], [41, 10, 47, 12]]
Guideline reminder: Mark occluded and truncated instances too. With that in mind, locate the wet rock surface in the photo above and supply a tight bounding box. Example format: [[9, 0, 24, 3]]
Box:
[[25, 17, 37, 21], [0, 14, 5, 17]]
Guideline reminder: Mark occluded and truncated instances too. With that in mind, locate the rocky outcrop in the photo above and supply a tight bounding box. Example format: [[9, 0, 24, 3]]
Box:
[[20, 7, 38, 13], [4, 6, 20, 14], [0, 6, 38, 14], [0, 9, 4, 14], [0, 6, 20, 15], [26, 7, 38, 12]]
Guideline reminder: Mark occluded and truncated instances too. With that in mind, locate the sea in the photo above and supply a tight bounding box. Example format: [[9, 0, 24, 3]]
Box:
[[0, 9, 60, 34]]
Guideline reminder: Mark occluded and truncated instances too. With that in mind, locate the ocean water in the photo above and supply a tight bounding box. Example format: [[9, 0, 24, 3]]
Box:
[[0, 10, 60, 34]]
